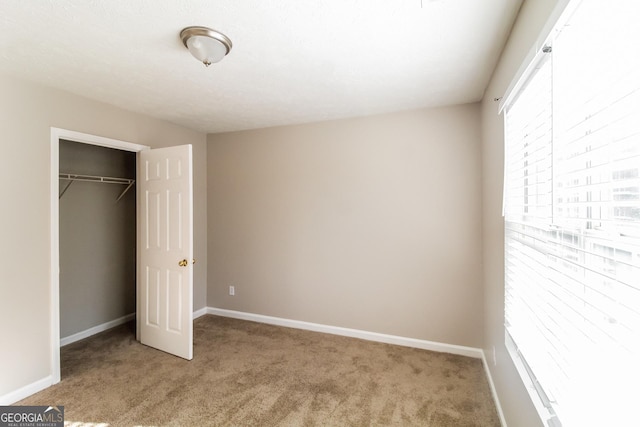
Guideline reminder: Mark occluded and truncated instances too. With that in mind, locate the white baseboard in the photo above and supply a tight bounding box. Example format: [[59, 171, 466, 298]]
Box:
[[61, 308, 208, 347], [193, 307, 208, 319], [481, 352, 508, 427], [60, 313, 135, 347], [0, 376, 53, 405], [206, 307, 483, 359]]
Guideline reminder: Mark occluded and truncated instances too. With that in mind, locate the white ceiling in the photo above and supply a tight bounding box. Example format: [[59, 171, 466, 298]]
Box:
[[0, 0, 522, 134]]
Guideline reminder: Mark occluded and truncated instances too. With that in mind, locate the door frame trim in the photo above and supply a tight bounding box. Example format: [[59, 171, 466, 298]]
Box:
[[49, 127, 148, 384]]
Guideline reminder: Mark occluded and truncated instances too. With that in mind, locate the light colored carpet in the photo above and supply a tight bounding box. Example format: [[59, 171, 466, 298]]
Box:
[[19, 315, 500, 426]]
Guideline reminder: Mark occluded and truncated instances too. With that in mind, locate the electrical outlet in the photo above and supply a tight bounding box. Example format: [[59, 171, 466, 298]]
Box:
[[492, 346, 497, 366], [229, 285, 235, 296]]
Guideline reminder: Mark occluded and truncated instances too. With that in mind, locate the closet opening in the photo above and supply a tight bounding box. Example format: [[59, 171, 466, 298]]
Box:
[[50, 128, 149, 384], [58, 140, 137, 358]]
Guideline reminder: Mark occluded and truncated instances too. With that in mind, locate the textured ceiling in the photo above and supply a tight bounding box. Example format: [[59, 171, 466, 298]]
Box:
[[0, 0, 522, 134]]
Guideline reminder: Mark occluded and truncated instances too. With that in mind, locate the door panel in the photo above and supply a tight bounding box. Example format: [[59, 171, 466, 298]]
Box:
[[138, 144, 193, 360]]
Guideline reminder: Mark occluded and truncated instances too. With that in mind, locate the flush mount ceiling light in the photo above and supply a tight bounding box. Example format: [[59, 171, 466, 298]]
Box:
[[180, 26, 232, 67]]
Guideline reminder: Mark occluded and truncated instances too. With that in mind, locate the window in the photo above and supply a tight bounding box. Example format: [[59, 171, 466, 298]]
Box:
[[503, 1, 640, 426]]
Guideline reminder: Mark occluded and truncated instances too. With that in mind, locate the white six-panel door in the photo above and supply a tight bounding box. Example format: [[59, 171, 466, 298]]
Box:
[[138, 145, 193, 360]]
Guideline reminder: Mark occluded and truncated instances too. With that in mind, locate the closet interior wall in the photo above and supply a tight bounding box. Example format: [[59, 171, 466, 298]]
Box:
[[59, 139, 136, 341]]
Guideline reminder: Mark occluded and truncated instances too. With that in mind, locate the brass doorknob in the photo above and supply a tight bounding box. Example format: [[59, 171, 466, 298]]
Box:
[[178, 259, 188, 267]]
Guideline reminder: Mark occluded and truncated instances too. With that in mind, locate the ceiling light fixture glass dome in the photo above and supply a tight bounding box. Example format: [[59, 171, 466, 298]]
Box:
[[180, 26, 232, 67]]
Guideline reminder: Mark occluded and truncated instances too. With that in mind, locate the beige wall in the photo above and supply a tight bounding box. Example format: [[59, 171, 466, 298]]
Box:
[[480, 0, 558, 426], [0, 74, 207, 399], [208, 104, 483, 347]]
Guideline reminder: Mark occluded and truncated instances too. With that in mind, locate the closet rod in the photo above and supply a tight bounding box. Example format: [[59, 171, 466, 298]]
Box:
[[58, 173, 135, 201]]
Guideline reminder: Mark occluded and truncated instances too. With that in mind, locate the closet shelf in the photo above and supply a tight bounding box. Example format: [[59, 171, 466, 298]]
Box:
[[59, 173, 135, 202]]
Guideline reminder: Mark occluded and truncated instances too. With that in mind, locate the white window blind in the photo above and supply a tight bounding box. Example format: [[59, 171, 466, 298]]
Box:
[[504, 1, 640, 426]]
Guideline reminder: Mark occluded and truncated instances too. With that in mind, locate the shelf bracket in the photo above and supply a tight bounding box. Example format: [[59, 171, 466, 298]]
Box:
[[115, 181, 135, 202], [59, 180, 74, 199]]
